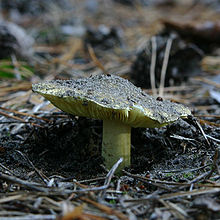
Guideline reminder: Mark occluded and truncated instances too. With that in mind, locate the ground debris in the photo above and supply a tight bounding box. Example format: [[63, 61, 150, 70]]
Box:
[[0, 0, 220, 219]]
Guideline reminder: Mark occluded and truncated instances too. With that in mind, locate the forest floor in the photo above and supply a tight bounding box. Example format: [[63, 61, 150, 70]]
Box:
[[0, 0, 219, 219]]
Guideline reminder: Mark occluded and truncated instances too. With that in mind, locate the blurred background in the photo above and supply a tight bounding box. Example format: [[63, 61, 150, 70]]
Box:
[[0, 2, 220, 219], [0, 0, 219, 86]]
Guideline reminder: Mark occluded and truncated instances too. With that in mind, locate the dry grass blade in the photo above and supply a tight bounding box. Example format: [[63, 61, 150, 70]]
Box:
[[159, 199, 188, 220], [193, 76, 220, 88], [163, 164, 211, 174], [52, 38, 83, 64], [0, 195, 23, 204], [198, 118, 220, 127], [201, 56, 220, 74], [0, 106, 51, 122], [195, 119, 210, 146], [150, 36, 157, 96], [0, 82, 31, 93], [79, 177, 106, 184], [124, 187, 220, 205], [206, 135, 220, 143], [0, 110, 43, 128], [144, 85, 199, 93], [88, 44, 106, 73], [80, 197, 129, 220], [0, 163, 16, 176], [15, 150, 49, 185], [0, 172, 48, 192], [159, 37, 173, 97], [160, 188, 220, 200], [123, 170, 190, 186], [99, 158, 123, 199]]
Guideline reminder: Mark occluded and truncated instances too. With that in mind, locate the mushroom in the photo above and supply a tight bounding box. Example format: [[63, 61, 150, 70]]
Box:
[[32, 74, 191, 171]]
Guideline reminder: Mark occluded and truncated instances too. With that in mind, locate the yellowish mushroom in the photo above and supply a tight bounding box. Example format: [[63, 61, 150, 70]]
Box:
[[32, 74, 191, 171]]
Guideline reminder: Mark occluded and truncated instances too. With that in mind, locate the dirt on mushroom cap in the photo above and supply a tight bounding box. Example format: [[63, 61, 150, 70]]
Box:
[[32, 74, 191, 127]]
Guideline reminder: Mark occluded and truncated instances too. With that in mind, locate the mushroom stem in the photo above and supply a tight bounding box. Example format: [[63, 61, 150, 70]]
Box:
[[102, 119, 131, 170]]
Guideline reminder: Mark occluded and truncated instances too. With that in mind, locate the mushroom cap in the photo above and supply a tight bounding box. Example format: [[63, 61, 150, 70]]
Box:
[[32, 74, 191, 128]]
